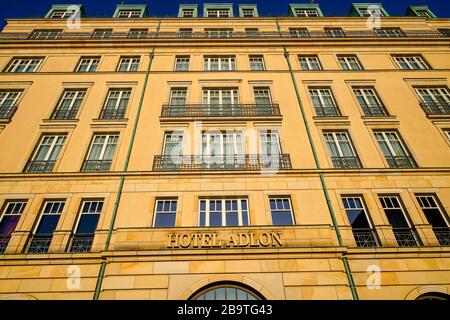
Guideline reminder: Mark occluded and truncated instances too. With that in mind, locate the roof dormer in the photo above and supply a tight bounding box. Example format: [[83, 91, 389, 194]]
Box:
[[406, 5, 437, 18], [45, 4, 85, 19], [238, 4, 259, 18], [203, 3, 234, 18], [113, 4, 148, 18], [178, 4, 198, 18], [288, 4, 323, 17], [349, 3, 389, 17]]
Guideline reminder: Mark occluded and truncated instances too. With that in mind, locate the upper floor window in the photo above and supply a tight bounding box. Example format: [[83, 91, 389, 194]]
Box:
[[249, 55, 265, 71], [338, 55, 362, 70], [199, 198, 249, 227], [0, 200, 27, 253], [153, 199, 177, 227], [298, 55, 322, 70], [82, 134, 119, 172], [69, 200, 103, 253], [242, 9, 255, 17], [374, 131, 416, 168], [76, 57, 100, 72], [323, 131, 361, 169], [375, 28, 404, 37], [203, 56, 236, 71], [50, 89, 86, 120], [128, 28, 148, 39], [259, 130, 281, 156], [353, 87, 388, 116], [4, 57, 43, 73], [201, 131, 244, 157], [207, 9, 230, 18], [24, 134, 67, 173], [416, 194, 450, 246], [50, 10, 75, 19], [203, 88, 238, 105], [289, 28, 309, 38], [416, 10, 432, 18], [270, 197, 294, 226], [359, 7, 384, 17], [309, 88, 341, 117], [92, 29, 112, 39], [29, 29, 61, 40], [117, 10, 141, 18], [0, 90, 22, 119], [294, 9, 319, 17], [117, 56, 140, 72], [253, 88, 272, 106], [100, 89, 131, 119], [393, 55, 429, 70], [163, 131, 184, 157], [169, 88, 187, 106], [325, 28, 345, 38], [182, 9, 195, 18], [245, 28, 260, 37], [205, 28, 233, 38], [179, 28, 193, 37], [174, 56, 190, 71], [415, 87, 450, 115]]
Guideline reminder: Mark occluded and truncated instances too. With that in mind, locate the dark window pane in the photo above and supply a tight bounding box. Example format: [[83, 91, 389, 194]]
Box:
[[272, 211, 293, 226], [423, 208, 448, 228], [210, 212, 222, 226], [36, 215, 60, 234], [154, 213, 176, 227], [346, 209, 371, 229], [385, 209, 409, 228], [199, 211, 206, 226], [76, 214, 100, 234], [0, 215, 20, 236], [226, 212, 239, 226]]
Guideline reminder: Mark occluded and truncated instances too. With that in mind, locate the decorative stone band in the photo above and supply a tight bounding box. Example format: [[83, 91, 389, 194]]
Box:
[[167, 231, 283, 249]]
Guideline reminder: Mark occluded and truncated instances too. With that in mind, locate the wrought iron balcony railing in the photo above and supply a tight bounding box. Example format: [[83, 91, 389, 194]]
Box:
[[352, 228, 379, 248], [27, 234, 53, 254], [81, 160, 112, 172], [0, 106, 18, 120], [99, 108, 127, 119], [50, 108, 79, 120], [161, 103, 281, 118], [153, 154, 292, 172], [314, 105, 342, 117], [385, 156, 417, 168], [433, 227, 450, 246], [0, 30, 447, 41], [393, 228, 421, 247], [0, 236, 10, 254], [69, 234, 95, 253], [23, 160, 56, 173], [360, 104, 389, 117], [331, 156, 362, 169], [420, 101, 450, 116]]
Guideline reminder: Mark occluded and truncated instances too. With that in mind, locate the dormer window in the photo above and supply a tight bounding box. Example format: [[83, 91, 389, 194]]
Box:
[[242, 9, 255, 17], [295, 9, 319, 17], [182, 9, 195, 18], [207, 9, 230, 18], [50, 10, 75, 19], [117, 10, 142, 18], [416, 10, 431, 18], [359, 8, 384, 17]]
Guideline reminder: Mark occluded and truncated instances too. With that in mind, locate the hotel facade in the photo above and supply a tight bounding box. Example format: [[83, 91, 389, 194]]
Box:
[[0, 2, 449, 300]]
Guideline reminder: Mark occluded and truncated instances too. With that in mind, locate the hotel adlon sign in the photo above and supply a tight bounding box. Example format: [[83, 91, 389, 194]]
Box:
[[167, 231, 283, 249]]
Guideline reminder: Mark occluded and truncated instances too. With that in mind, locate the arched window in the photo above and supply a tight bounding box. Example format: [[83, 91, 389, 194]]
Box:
[[190, 282, 264, 300], [416, 292, 449, 300]]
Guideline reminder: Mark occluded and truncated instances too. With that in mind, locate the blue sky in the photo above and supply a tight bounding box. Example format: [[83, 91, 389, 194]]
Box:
[[0, 0, 448, 30]]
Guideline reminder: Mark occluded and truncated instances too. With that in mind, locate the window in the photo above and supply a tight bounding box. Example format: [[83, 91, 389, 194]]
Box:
[[203, 88, 238, 106], [199, 198, 249, 227], [323, 132, 361, 168], [169, 88, 187, 106], [0, 90, 22, 119], [4, 57, 43, 73], [50, 10, 75, 19], [309, 88, 341, 117], [242, 9, 255, 17], [379, 195, 421, 247], [325, 28, 344, 38], [245, 28, 260, 37], [353, 87, 388, 116], [29, 29, 61, 40], [50, 89, 85, 120], [416, 10, 431, 18], [294, 9, 319, 17], [100, 89, 131, 119], [394, 55, 429, 70], [207, 9, 230, 18], [374, 131, 416, 168], [69, 200, 102, 252], [298, 55, 322, 70], [27, 200, 65, 253], [117, 56, 140, 72], [174, 56, 190, 71], [163, 132, 184, 157], [376, 28, 404, 37], [416, 195, 450, 246], [182, 9, 195, 18], [249, 55, 265, 71], [359, 8, 384, 17], [202, 131, 244, 157], [92, 29, 112, 39], [76, 57, 100, 72], [260, 130, 281, 156], [205, 28, 233, 38], [438, 28, 450, 37], [269, 197, 294, 226], [24, 134, 67, 173], [254, 88, 272, 106], [179, 28, 193, 38], [338, 55, 362, 70], [117, 10, 141, 18], [82, 134, 119, 172], [194, 285, 259, 300], [204, 56, 236, 71], [153, 199, 177, 227], [342, 196, 379, 247], [415, 87, 450, 115], [0, 201, 26, 253], [289, 28, 309, 38], [128, 28, 148, 39]]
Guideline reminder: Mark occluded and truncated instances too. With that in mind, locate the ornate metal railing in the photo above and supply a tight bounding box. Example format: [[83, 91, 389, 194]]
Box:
[[393, 228, 421, 247], [331, 156, 362, 169], [27, 234, 53, 254], [161, 103, 281, 118], [385, 156, 417, 168], [0, 30, 447, 41], [0, 236, 10, 254], [99, 108, 127, 119], [352, 228, 379, 247], [23, 160, 56, 173], [360, 104, 388, 117], [0, 106, 18, 120], [314, 105, 342, 117], [433, 227, 450, 246], [81, 160, 112, 172], [153, 154, 292, 171], [420, 101, 450, 116], [69, 234, 95, 253], [50, 108, 79, 120]]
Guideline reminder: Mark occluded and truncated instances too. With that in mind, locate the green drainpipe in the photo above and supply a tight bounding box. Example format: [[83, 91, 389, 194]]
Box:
[[93, 47, 156, 300], [283, 46, 359, 300]]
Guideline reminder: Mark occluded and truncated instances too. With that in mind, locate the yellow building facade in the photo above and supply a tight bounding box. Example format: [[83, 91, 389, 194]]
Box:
[[0, 2, 449, 300]]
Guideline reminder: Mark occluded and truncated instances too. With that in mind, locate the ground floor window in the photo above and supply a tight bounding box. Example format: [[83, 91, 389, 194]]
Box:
[[190, 282, 263, 300]]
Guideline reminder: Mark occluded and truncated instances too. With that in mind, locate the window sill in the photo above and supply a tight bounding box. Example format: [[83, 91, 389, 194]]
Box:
[[313, 116, 350, 126]]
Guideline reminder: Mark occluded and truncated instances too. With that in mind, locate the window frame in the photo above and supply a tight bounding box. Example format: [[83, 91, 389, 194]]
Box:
[[337, 55, 362, 70], [50, 89, 86, 120], [75, 56, 100, 72], [249, 55, 265, 71], [393, 55, 430, 70], [198, 198, 249, 227], [269, 197, 295, 226], [116, 56, 140, 72], [298, 55, 322, 71], [174, 56, 190, 71], [153, 199, 178, 227], [323, 131, 359, 159], [203, 56, 236, 71], [84, 133, 119, 162], [29, 134, 67, 163], [4, 57, 44, 73]]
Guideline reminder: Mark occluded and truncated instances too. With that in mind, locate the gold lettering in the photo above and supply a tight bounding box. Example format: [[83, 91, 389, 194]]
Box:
[[167, 234, 180, 248], [249, 233, 259, 247], [179, 234, 191, 248], [202, 233, 212, 247], [259, 232, 271, 247], [238, 233, 250, 247], [226, 233, 238, 247], [211, 233, 221, 247], [271, 232, 283, 246]]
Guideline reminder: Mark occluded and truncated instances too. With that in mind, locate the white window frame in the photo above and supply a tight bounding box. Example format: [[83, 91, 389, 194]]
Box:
[[249, 55, 265, 71], [289, 28, 309, 37], [416, 10, 431, 18], [203, 56, 236, 71], [76, 57, 100, 72], [242, 9, 255, 17], [325, 28, 344, 37], [0, 201, 26, 233], [323, 131, 358, 158], [309, 88, 338, 109], [153, 199, 178, 227], [31, 135, 67, 162], [416, 195, 450, 227], [294, 9, 319, 17], [32, 200, 65, 235], [379, 195, 413, 228], [169, 88, 187, 105], [72, 200, 103, 235], [394, 55, 429, 70], [117, 56, 140, 72], [6, 58, 43, 73], [128, 28, 148, 38], [374, 131, 410, 158], [85, 134, 119, 161], [92, 29, 112, 39], [162, 132, 184, 156], [201, 131, 244, 156], [202, 89, 239, 105], [376, 28, 404, 37], [52, 89, 85, 117], [259, 130, 281, 155], [50, 10, 75, 19], [338, 55, 362, 70], [269, 197, 295, 225], [103, 89, 131, 113], [342, 196, 375, 229], [117, 10, 142, 18], [182, 9, 195, 17], [253, 88, 272, 105], [206, 9, 230, 18], [298, 55, 322, 70], [199, 198, 249, 227], [359, 8, 384, 17], [174, 56, 190, 71], [415, 87, 450, 104], [0, 90, 22, 108], [30, 30, 61, 40]]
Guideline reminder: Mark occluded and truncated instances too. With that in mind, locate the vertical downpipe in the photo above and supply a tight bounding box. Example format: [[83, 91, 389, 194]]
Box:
[[282, 47, 359, 300]]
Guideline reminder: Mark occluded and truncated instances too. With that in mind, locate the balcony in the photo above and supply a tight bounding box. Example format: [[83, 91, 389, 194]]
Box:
[[0, 236, 10, 254], [50, 108, 78, 120], [393, 228, 421, 247], [433, 227, 450, 246], [360, 104, 388, 117], [160, 103, 281, 118], [23, 160, 56, 173], [152, 154, 292, 172], [69, 234, 95, 253], [314, 105, 342, 117], [420, 101, 450, 116], [81, 160, 112, 172], [99, 108, 126, 120], [27, 234, 53, 254], [0, 106, 18, 121], [385, 156, 417, 168], [352, 228, 379, 247], [0, 30, 447, 41], [331, 156, 362, 169]]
